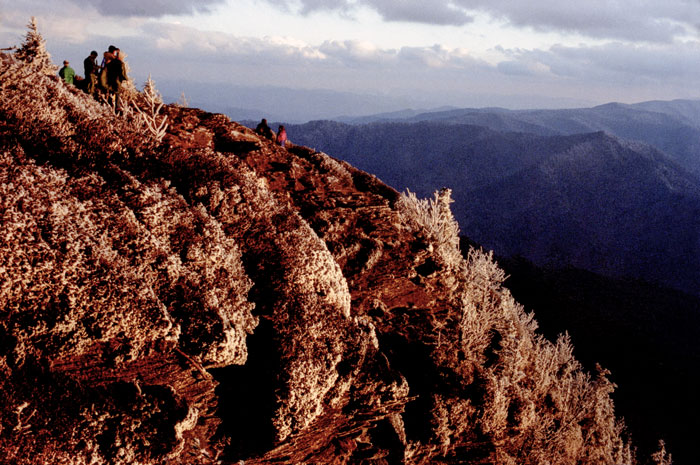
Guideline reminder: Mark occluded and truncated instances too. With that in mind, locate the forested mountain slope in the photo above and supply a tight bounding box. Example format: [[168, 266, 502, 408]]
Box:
[[287, 120, 700, 297], [342, 100, 700, 176]]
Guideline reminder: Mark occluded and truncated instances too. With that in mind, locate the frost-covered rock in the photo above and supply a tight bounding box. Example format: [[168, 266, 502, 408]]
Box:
[[0, 38, 633, 465]]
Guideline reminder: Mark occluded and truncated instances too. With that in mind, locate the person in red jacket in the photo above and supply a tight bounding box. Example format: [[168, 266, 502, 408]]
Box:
[[276, 125, 287, 147]]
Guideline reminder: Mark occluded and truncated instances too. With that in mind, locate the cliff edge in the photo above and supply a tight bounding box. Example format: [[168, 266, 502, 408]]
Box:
[[0, 43, 636, 464]]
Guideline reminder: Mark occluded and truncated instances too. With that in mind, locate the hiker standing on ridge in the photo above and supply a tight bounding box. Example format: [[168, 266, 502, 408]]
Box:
[[276, 125, 287, 147], [58, 60, 75, 85], [100, 45, 116, 69], [99, 45, 116, 93], [256, 118, 275, 140], [83, 50, 99, 96], [106, 48, 128, 109]]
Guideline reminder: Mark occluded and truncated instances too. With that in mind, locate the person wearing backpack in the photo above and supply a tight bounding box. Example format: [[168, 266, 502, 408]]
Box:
[[98, 45, 116, 93], [106, 48, 128, 109]]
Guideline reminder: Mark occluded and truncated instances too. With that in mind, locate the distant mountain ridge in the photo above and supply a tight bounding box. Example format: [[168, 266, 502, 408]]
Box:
[[326, 99, 700, 176], [283, 103, 700, 296], [459, 132, 700, 293]]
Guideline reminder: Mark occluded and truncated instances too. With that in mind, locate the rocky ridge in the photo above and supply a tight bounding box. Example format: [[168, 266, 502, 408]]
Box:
[[0, 44, 637, 465]]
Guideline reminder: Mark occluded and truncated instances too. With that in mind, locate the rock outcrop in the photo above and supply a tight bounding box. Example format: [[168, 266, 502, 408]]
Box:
[[0, 45, 635, 465]]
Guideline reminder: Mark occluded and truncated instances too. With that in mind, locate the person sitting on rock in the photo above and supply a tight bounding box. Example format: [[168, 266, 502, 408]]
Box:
[[58, 60, 75, 85], [255, 118, 275, 140], [276, 125, 287, 147]]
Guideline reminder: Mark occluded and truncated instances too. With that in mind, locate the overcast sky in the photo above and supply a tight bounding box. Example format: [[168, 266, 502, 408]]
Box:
[[3, 0, 700, 118]]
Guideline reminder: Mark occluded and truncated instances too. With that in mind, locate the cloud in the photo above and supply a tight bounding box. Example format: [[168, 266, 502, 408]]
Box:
[[264, 0, 700, 42], [143, 23, 329, 65], [364, 0, 473, 26], [265, 0, 472, 25], [104, 0, 227, 17], [319, 40, 394, 65], [120, 21, 700, 107], [497, 60, 540, 76], [398, 44, 483, 68], [83, 20, 506, 107], [0, 2, 100, 47], [498, 41, 700, 88], [45, 0, 228, 18], [139, 22, 486, 71], [8, 0, 700, 112], [264, 0, 354, 15], [454, 0, 694, 43]]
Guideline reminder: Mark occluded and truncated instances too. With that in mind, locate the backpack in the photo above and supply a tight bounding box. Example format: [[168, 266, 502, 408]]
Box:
[[99, 67, 109, 91]]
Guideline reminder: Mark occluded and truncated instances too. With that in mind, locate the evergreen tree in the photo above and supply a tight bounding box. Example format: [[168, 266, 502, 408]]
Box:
[[15, 17, 56, 74]]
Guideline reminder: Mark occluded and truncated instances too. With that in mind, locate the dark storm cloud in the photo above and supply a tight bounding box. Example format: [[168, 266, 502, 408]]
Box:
[[79, 0, 226, 17]]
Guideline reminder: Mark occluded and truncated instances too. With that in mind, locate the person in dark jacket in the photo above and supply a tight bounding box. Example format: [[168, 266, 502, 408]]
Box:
[[255, 118, 275, 140], [105, 48, 128, 109], [83, 51, 99, 95], [58, 60, 75, 85]]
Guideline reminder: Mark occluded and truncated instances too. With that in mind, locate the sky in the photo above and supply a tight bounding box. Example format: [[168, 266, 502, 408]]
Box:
[[3, 0, 700, 120]]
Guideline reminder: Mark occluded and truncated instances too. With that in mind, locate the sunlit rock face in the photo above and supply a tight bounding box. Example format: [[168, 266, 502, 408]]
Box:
[[0, 49, 633, 465]]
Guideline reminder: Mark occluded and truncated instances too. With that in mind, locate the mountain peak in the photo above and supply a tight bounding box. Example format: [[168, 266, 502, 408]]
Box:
[[0, 46, 638, 464]]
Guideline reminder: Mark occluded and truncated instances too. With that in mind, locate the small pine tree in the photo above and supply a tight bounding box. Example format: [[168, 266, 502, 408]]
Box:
[[14, 17, 56, 75], [176, 91, 189, 108]]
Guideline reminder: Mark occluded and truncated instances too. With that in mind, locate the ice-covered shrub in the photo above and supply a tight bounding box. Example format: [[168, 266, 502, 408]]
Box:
[[397, 188, 462, 271], [396, 189, 634, 464], [132, 75, 169, 144]]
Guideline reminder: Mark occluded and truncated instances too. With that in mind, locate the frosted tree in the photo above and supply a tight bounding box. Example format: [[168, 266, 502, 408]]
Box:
[[396, 187, 462, 271], [652, 440, 673, 465], [15, 17, 56, 74], [176, 91, 189, 108], [132, 74, 169, 144]]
